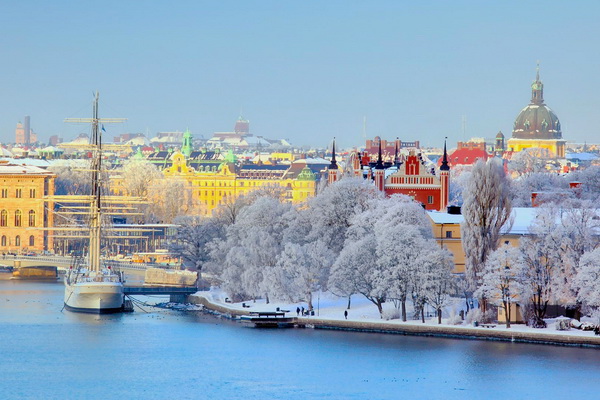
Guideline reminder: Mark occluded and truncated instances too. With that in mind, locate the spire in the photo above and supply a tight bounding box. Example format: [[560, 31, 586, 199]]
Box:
[[375, 139, 384, 170], [531, 61, 544, 105], [394, 137, 400, 167], [440, 137, 450, 171], [329, 138, 338, 170]]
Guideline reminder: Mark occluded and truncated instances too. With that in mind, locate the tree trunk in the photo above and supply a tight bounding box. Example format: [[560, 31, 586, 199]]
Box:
[[376, 300, 384, 318], [347, 295, 351, 310], [401, 299, 407, 322], [421, 307, 425, 323], [307, 291, 313, 312], [265, 293, 269, 305], [437, 308, 442, 324], [504, 300, 511, 329], [464, 292, 470, 314]]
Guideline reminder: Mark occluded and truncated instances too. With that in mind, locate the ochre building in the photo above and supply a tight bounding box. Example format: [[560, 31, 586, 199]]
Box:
[[0, 160, 55, 253]]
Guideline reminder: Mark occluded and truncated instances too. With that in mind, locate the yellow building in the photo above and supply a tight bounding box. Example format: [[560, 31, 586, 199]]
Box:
[[113, 152, 318, 217], [0, 160, 55, 253], [506, 66, 566, 158]]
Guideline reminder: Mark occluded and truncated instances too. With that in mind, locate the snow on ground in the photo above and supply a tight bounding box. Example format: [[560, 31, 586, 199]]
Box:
[[194, 289, 600, 339]]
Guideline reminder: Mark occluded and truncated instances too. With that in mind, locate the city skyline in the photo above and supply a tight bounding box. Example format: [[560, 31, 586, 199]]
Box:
[[1, 1, 599, 148]]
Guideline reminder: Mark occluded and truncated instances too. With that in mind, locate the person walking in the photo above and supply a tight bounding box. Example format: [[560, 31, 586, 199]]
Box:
[[296, 307, 300, 316], [344, 310, 348, 320]]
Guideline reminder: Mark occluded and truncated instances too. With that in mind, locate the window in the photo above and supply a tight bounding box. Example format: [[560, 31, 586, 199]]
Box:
[[445, 231, 453, 238], [427, 195, 434, 204], [14, 210, 22, 227], [15, 189, 22, 198], [29, 210, 36, 227], [15, 236, 20, 246], [30, 188, 36, 198], [29, 235, 35, 246], [0, 210, 6, 227], [1, 236, 5, 246], [1, 189, 7, 198]]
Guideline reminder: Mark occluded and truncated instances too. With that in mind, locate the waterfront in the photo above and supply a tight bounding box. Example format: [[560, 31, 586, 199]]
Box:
[[2, 280, 600, 400]]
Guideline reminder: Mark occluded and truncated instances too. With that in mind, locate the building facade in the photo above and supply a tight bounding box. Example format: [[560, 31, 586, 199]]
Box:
[[0, 160, 55, 253]]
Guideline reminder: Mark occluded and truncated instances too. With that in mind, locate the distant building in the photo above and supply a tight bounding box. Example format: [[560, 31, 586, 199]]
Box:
[[507, 66, 566, 158], [48, 135, 62, 146], [15, 116, 38, 145]]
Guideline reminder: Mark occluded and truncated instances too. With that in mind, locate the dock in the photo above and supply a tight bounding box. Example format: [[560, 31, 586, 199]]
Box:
[[123, 286, 198, 302], [241, 311, 296, 328]]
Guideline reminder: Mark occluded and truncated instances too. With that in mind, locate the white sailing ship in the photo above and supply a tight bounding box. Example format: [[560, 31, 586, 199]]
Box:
[[63, 92, 125, 313]]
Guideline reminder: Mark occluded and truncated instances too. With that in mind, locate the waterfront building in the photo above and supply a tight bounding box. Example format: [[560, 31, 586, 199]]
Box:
[[506, 66, 566, 158], [0, 160, 55, 253]]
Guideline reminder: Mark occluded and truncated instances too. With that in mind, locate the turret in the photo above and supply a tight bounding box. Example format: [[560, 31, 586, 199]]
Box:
[[328, 138, 339, 185], [374, 140, 385, 191]]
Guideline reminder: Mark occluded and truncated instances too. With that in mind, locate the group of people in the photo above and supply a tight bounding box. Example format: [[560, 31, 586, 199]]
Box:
[[295, 306, 348, 319]]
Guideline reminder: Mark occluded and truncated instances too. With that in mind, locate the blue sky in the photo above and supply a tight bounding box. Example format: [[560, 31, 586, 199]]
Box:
[[0, 1, 598, 149]]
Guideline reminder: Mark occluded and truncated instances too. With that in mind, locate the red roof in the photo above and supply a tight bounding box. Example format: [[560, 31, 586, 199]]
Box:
[[438, 148, 489, 167]]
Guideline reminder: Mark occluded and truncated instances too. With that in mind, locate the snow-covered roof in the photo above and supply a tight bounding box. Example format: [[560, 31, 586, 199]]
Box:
[[427, 211, 464, 224], [0, 161, 54, 175]]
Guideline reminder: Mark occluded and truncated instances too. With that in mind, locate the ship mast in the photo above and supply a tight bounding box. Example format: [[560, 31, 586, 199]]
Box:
[[89, 92, 102, 272], [64, 92, 126, 272]]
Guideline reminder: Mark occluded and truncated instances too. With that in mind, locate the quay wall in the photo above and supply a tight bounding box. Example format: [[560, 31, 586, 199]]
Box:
[[190, 294, 600, 348]]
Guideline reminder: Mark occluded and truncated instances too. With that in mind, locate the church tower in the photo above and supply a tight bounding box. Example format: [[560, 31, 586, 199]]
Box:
[[374, 140, 385, 192], [328, 138, 340, 185], [439, 138, 450, 212], [181, 129, 193, 158]]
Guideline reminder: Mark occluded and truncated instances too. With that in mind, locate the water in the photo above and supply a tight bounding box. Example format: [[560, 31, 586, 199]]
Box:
[[1, 280, 600, 400]]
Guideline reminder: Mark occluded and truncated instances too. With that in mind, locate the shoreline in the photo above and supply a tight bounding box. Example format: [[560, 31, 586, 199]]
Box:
[[189, 294, 600, 349]]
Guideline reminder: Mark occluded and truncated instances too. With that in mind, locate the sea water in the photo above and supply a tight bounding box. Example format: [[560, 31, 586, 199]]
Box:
[[1, 280, 599, 400]]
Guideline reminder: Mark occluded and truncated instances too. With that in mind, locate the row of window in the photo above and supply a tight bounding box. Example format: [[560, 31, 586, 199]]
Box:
[[0, 188, 37, 198], [0, 235, 35, 247], [0, 210, 36, 227]]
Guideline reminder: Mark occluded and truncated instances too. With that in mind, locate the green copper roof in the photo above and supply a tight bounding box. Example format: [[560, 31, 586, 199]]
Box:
[[297, 166, 316, 181]]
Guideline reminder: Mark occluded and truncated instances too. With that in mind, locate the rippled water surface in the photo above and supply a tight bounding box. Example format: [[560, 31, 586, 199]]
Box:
[[1, 280, 599, 400]]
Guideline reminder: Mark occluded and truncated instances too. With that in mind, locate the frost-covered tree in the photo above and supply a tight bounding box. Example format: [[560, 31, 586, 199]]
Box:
[[330, 194, 435, 318], [169, 216, 225, 271], [275, 241, 335, 311], [518, 208, 564, 328], [510, 172, 569, 207], [330, 235, 387, 316], [306, 177, 383, 256], [209, 197, 292, 302], [49, 159, 92, 195], [120, 159, 162, 198], [508, 147, 553, 177], [475, 245, 524, 328], [147, 178, 196, 223], [461, 158, 513, 298], [422, 244, 455, 324], [574, 248, 600, 311]]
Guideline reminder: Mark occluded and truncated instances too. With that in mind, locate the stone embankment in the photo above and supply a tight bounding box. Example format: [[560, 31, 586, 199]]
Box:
[[189, 294, 600, 348]]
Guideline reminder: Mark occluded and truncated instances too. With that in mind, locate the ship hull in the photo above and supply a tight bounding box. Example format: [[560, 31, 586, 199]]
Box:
[[64, 281, 124, 314]]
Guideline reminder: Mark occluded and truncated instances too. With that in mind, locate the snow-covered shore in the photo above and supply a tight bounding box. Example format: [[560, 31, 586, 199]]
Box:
[[189, 290, 600, 348]]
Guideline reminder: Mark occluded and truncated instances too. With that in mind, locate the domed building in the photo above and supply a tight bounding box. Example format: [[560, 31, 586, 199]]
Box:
[[507, 66, 566, 158]]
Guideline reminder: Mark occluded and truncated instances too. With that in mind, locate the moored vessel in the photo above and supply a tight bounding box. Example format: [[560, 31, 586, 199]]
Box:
[[63, 92, 126, 313]]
